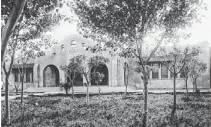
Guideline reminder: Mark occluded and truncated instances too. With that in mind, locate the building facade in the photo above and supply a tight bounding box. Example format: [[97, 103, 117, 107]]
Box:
[[6, 34, 211, 90]]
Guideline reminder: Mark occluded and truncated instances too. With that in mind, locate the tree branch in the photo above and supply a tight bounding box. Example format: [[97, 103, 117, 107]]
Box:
[[146, 35, 165, 64], [1, 0, 27, 63], [3, 62, 8, 76]]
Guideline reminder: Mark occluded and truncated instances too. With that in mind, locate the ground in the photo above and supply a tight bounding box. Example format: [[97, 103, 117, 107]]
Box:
[[1, 93, 211, 127]]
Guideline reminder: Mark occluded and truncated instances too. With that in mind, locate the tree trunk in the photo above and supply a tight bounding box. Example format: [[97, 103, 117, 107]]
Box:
[[65, 88, 68, 95], [194, 79, 198, 91], [125, 84, 128, 97], [4, 76, 10, 124], [14, 83, 19, 95], [97, 82, 101, 96], [125, 71, 128, 97], [173, 74, 176, 111], [171, 74, 177, 120], [71, 81, 74, 99], [86, 84, 89, 104], [192, 80, 194, 93], [2, 43, 17, 125], [143, 76, 148, 127], [185, 78, 188, 98], [21, 74, 24, 104], [83, 73, 90, 104], [1, 0, 27, 63]]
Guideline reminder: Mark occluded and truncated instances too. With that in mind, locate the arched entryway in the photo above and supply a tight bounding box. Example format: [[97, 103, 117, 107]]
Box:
[[43, 65, 60, 87], [91, 64, 109, 86]]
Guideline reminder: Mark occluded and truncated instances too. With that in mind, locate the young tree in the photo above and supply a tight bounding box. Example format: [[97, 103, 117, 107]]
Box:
[[119, 45, 137, 97], [189, 59, 207, 94], [158, 45, 200, 118], [89, 56, 109, 97], [60, 57, 82, 98], [2, 33, 54, 125], [73, 0, 204, 126], [68, 55, 109, 103], [12, 36, 54, 126], [69, 55, 90, 103], [92, 71, 105, 96], [122, 60, 135, 98], [182, 49, 200, 98]]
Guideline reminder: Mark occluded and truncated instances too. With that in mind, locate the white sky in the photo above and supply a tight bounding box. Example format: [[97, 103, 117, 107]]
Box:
[[50, 1, 211, 47]]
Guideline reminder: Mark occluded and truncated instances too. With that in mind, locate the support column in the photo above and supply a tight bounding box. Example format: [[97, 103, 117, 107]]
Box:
[[159, 63, 161, 79], [33, 64, 39, 87], [118, 59, 124, 86], [111, 57, 118, 86]]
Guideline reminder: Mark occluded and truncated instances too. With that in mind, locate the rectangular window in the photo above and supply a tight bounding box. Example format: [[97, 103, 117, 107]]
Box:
[[170, 72, 174, 78], [26, 68, 33, 83], [12, 68, 19, 82], [161, 64, 168, 78], [12, 69, 19, 82], [14, 72, 19, 82], [170, 72, 179, 78], [180, 69, 185, 78], [152, 63, 159, 79]]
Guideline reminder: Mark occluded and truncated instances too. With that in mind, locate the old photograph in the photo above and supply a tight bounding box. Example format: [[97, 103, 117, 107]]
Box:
[[1, 0, 211, 126]]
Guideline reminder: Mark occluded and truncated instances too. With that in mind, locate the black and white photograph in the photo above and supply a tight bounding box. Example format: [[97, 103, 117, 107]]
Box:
[[1, 0, 211, 126]]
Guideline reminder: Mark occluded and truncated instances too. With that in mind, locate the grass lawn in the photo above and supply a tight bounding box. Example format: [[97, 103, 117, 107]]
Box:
[[1, 93, 211, 127]]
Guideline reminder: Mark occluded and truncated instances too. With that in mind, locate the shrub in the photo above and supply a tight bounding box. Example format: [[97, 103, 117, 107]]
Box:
[[59, 82, 72, 95]]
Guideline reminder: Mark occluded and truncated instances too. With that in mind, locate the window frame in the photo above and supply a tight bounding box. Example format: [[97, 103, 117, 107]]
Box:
[[161, 63, 168, 79], [151, 62, 159, 79]]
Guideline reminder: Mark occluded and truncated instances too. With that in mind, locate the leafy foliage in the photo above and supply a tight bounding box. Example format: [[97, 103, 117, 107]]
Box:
[[189, 59, 207, 92], [92, 72, 105, 83], [73, 0, 205, 59], [189, 59, 207, 80], [1, 0, 63, 38], [158, 45, 201, 76]]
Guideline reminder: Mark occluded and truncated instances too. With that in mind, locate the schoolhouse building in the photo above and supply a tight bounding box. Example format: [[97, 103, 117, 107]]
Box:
[[5, 34, 211, 90]]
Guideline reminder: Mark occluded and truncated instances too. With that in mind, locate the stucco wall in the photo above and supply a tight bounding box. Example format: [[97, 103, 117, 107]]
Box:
[[33, 34, 124, 87], [5, 35, 209, 90]]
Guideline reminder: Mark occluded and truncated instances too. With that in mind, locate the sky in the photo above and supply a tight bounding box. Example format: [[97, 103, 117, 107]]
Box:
[[50, 1, 211, 47]]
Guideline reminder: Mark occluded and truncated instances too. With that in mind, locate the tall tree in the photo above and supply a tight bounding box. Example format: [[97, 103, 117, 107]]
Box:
[[73, 0, 204, 126], [1, 0, 27, 64]]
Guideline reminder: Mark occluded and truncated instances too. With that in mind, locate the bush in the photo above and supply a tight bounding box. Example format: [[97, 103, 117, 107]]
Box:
[[59, 82, 72, 95], [196, 89, 200, 96]]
